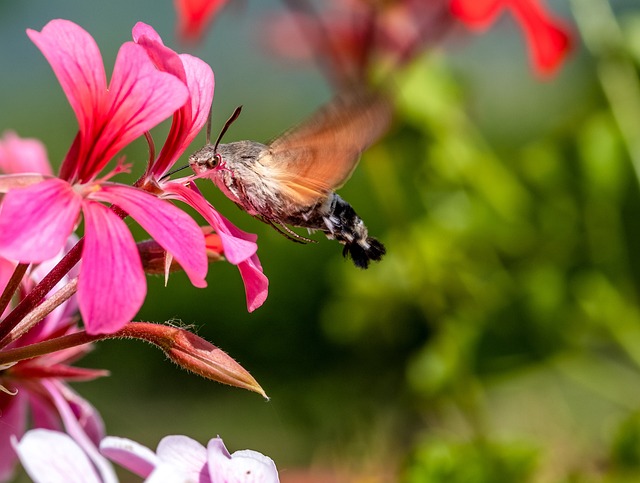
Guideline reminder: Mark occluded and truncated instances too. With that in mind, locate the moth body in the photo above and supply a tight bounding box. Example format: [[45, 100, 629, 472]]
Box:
[[188, 91, 392, 268], [190, 140, 384, 268]]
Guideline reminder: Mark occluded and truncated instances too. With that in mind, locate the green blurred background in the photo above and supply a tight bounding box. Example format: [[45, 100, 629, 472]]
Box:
[[7, 0, 640, 481]]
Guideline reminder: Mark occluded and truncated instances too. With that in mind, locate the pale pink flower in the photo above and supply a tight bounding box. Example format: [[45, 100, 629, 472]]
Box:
[[14, 431, 279, 482], [132, 22, 268, 312], [0, 20, 209, 334], [14, 429, 115, 483], [101, 434, 280, 482]]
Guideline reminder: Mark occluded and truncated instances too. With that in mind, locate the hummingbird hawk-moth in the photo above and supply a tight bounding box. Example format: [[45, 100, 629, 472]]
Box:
[[189, 89, 392, 269]]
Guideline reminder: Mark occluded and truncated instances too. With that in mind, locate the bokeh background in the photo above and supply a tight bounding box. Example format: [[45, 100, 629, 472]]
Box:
[[5, 0, 640, 481]]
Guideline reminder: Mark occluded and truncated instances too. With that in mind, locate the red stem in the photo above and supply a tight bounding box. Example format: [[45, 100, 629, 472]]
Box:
[[0, 263, 28, 317], [0, 322, 165, 366], [0, 239, 84, 346]]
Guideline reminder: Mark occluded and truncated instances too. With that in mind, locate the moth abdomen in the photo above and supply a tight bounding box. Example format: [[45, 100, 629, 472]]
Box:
[[319, 194, 385, 269], [343, 237, 386, 269]]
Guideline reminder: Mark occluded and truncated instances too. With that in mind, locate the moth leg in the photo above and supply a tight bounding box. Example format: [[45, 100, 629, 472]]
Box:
[[276, 222, 318, 244], [257, 216, 317, 244]]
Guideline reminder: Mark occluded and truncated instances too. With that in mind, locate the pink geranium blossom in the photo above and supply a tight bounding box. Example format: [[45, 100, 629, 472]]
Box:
[[0, 20, 209, 334], [132, 22, 268, 312]]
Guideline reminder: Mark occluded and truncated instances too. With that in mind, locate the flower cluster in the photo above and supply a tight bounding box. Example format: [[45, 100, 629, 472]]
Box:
[[15, 431, 279, 482], [0, 19, 273, 481], [0, 20, 267, 336]]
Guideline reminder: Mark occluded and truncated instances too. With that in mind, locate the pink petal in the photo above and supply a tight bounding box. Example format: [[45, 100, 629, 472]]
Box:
[[41, 380, 117, 483], [147, 464, 192, 482], [165, 182, 257, 264], [27, 20, 107, 139], [133, 24, 214, 177], [79, 201, 146, 334], [162, 182, 268, 311], [93, 184, 207, 288], [179, 53, 215, 149], [0, 131, 52, 175], [156, 435, 208, 481], [0, 178, 81, 262], [175, 0, 229, 42], [0, 390, 28, 481], [100, 436, 160, 478], [133, 23, 186, 83], [207, 437, 279, 483], [59, 384, 106, 446], [132, 22, 165, 45], [238, 255, 269, 313], [28, 392, 63, 431], [14, 429, 104, 483], [151, 54, 214, 176], [76, 42, 189, 181], [0, 173, 48, 193]]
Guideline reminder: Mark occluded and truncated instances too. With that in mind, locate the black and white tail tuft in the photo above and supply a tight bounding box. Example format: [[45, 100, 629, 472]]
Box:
[[343, 237, 386, 269]]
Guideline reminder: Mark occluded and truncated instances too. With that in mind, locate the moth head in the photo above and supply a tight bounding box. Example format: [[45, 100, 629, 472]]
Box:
[[189, 106, 243, 174], [188, 144, 221, 172]]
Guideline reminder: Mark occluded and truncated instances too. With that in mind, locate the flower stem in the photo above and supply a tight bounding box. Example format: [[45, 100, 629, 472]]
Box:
[[0, 240, 83, 345], [0, 263, 29, 317], [0, 278, 78, 348], [0, 322, 267, 397], [0, 327, 105, 365]]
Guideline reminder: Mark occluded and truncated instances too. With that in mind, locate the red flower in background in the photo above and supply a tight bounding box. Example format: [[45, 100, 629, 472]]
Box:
[[451, 0, 573, 76], [262, 0, 455, 88], [175, 0, 229, 42]]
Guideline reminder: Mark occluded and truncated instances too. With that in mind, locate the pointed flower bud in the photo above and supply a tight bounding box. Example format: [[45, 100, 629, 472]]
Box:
[[119, 323, 267, 398]]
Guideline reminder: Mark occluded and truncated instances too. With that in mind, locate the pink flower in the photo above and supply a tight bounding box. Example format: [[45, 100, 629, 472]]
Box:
[[132, 22, 268, 312], [15, 429, 115, 483], [0, 20, 209, 334], [101, 434, 279, 482], [0, 248, 108, 481], [14, 431, 279, 482], [175, 0, 229, 42], [450, 0, 573, 76], [0, 131, 52, 176]]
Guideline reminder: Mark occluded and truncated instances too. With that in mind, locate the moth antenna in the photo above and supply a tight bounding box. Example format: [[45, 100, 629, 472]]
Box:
[[214, 106, 243, 152], [206, 105, 213, 145]]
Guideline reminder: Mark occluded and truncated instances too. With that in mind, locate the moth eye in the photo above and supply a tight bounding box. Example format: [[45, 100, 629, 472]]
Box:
[[210, 153, 222, 169]]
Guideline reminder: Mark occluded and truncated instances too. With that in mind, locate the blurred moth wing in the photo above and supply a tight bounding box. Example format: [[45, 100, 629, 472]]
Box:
[[264, 89, 393, 206]]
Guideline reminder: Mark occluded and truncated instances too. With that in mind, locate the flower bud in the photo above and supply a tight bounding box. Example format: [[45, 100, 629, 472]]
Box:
[[119, 322, 267, 398]]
